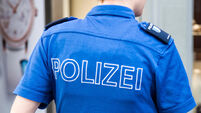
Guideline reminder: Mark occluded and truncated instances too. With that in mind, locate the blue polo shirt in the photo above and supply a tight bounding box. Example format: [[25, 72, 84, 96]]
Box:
[[14, 5, 196, 113]]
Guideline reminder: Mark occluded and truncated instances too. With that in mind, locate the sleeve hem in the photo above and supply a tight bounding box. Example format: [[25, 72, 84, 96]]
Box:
[[13, 85, 52, 109], [160, 97, 196, 113]]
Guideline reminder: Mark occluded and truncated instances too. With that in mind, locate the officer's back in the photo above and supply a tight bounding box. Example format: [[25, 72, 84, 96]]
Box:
[[12, 1, 196, 113], [41, 5, 195, 113]]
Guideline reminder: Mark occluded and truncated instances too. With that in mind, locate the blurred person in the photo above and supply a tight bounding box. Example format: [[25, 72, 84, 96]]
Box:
[[10, 0, 196, 113]]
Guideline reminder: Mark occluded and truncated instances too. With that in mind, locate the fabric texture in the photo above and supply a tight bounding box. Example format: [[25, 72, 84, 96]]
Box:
[[14, 5, 196, 113]]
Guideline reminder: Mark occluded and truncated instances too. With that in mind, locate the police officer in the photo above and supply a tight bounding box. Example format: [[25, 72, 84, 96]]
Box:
[[11, 0, 196, 113]]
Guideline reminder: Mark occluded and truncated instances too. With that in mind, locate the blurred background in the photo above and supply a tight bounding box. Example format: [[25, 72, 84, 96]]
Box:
[[0, 0, 200, 113]]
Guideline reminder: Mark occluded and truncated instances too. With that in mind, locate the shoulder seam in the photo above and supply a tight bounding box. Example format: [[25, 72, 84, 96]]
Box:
[[161, 39, 174, 56], [156, 39, 174, 66], [154, 39, 174, 75], [42, 31, 166, 55]]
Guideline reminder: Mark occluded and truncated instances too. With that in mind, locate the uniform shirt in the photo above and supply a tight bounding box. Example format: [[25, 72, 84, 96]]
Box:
[[14, 5, 196, 113]]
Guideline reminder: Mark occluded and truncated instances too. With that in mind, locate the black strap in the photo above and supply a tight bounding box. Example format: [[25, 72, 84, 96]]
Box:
[[140, 22, 171, 44], [45, 17, 77, 30]]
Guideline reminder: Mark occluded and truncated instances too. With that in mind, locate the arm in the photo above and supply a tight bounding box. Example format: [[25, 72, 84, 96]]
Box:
[[12, 37, 53, 112], [155, 41, 196, 112], [10, 96, 40, 113]]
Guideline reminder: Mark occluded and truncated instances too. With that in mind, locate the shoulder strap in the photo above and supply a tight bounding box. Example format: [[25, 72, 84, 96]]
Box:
[[139, 22, 171, 44], [45, 17, 78, 30]]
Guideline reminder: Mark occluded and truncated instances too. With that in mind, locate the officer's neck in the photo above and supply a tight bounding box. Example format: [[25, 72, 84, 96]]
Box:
[[99, 0, 135, 11]]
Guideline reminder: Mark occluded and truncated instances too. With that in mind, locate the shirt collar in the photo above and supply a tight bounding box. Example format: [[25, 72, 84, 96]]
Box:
[[87, 5, 135, 19]]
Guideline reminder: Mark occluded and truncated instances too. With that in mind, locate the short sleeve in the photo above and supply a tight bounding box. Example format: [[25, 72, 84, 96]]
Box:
[[13, 37, 53, 109], [155, 41, 196, 113]]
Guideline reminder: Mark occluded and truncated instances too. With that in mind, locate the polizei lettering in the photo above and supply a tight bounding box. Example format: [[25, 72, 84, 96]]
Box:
[[51, 58, 143, 90]]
